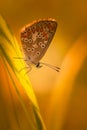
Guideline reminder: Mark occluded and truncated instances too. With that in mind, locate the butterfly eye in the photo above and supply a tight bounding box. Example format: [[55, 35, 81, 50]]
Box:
[[36, 51, 40, 55]]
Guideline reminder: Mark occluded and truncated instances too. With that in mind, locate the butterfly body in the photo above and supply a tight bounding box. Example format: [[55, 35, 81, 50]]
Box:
[[20, 18, 57, 66]]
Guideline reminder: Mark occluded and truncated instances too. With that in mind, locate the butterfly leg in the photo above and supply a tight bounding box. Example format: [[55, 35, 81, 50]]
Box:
[[24, 62, 32, 73], [24, 66, 32, 75]]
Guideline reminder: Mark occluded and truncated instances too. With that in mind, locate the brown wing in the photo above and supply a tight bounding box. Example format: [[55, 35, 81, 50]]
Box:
[[20, 18, 57, 64]]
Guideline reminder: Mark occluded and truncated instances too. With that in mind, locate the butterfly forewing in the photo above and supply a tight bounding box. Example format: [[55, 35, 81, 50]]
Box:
[[20, 18, 57, 64]]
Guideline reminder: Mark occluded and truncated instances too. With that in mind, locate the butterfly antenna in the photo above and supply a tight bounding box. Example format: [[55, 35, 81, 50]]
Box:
[[40, 62, 60, 72]]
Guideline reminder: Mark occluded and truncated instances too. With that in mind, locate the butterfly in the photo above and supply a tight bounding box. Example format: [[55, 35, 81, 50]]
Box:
[[17, 18, 60, 72]]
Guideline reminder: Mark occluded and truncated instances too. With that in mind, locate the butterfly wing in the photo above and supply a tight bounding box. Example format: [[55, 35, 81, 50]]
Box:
[[20, 18, 57, 64]]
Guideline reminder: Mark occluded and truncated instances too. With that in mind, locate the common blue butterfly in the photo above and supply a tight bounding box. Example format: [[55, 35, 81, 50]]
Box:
[[19, 18, 60, 72]]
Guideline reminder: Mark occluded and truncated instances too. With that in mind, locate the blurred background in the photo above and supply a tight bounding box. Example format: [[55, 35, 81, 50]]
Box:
[[0, 0, 87, 130]]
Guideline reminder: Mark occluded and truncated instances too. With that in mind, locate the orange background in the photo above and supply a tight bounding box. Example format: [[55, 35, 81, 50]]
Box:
[[0, 0, 87, 130]]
